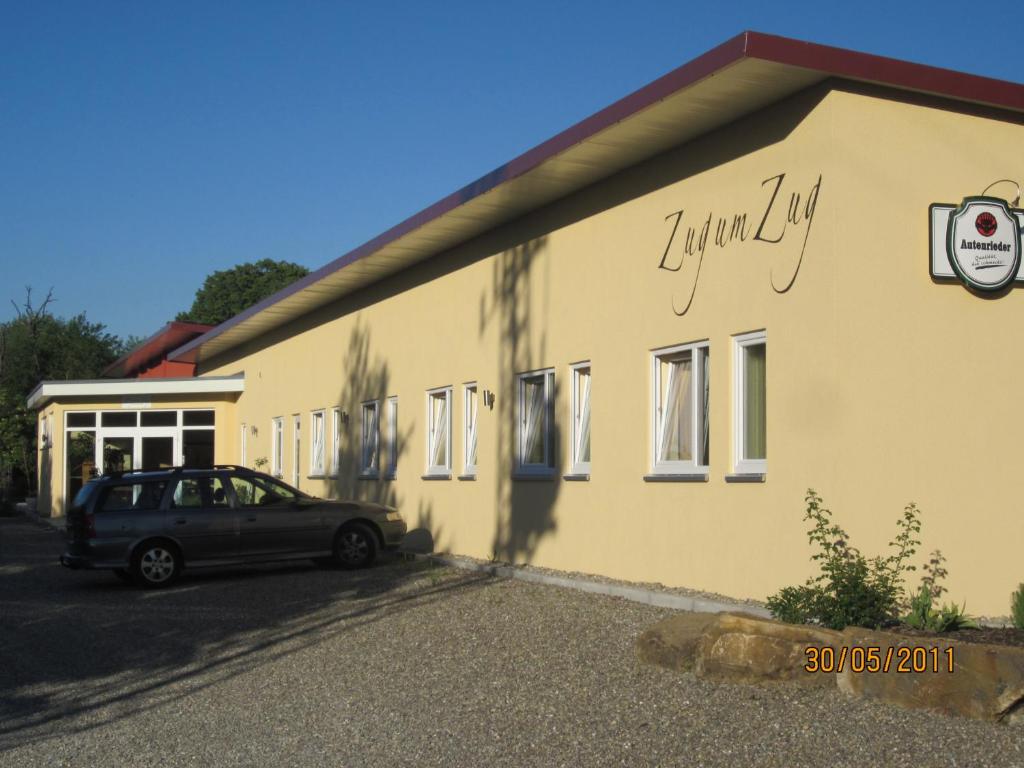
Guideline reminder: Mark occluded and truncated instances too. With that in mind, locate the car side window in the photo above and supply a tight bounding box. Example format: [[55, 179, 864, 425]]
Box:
[[172, 477, 229, 509], [230, 476, 297, 507], [99, 481, 167, 513]]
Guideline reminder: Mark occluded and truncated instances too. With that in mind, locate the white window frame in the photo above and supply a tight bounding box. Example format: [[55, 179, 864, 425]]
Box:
[[309, 409, 326, 477], [240, 423, 247, 467], [463, 383, 478, 476], [385, 396, 398, 479], [329, 407, 342, 477], [515, 368, 555, 476], [360, 400, 380, 477], [425, 387, 452, 477], [271, 417, 284, 477], [292, 414, 301, 487], [733, 330, 767, 476], [569, 363, 591, 476], [651, 341, 709, 476]]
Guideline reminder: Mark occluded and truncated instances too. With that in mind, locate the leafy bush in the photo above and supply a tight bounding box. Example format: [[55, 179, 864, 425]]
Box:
[[767, 489, 920, 630], [1011, 584, 1024, 630]]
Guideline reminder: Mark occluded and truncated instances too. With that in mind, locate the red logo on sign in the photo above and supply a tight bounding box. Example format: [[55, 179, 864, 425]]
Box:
[[976, 212, 998, 237]]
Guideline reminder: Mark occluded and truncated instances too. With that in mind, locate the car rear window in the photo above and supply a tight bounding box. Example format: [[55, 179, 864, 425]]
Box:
[[98, 481, 168, 513], [71, 481, 100, 510]]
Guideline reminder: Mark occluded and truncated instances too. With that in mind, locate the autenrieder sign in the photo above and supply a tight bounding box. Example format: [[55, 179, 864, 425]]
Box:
[[930, 196, 1024, 291]]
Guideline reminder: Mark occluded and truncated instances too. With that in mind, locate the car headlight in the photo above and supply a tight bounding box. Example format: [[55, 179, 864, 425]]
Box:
[[384, 511, 403, 522]]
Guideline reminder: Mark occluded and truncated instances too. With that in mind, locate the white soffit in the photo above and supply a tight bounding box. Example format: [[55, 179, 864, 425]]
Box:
[[28, 375, 245, 410], [177, 58, 823, 364]]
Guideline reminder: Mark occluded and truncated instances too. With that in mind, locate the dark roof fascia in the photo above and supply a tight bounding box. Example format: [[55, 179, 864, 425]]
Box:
[[169, 31, 1024, 364]]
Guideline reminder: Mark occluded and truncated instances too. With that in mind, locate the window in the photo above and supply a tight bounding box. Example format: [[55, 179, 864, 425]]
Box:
[[292, 415, 301, 487], [230, 475, 300, 506], [360, 401, 380, 477], [329, 407, 342, 476], [734, 331, 766, 475], [271, 417, 284, 477], [463, 384, 478, 476], [309, 410, 326, 476], [651, 342, 709, 475], [516, 369, 555, 475], [385, 397, 398, 479], [99, 481, 167, 512], [426, 387, 452, 476], [240, 424, 247, 467], [172, 476, 229, 509], [570, 364, 591, 475]]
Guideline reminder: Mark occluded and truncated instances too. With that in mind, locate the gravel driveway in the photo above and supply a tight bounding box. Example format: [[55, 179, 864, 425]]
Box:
[[1, 516, 1022, 767]]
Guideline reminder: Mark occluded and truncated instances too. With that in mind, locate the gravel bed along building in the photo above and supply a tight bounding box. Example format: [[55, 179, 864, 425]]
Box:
[[1, 516, 1022, 768]]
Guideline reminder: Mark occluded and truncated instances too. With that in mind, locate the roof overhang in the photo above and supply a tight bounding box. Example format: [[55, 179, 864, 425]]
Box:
[[169, 31, 1024, 366], [28, 374, 245, 410]]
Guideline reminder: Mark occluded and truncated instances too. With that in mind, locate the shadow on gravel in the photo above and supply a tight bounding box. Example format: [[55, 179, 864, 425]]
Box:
[[0, 517, 493, 754]]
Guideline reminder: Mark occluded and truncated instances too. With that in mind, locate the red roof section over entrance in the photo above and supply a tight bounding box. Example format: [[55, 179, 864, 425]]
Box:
[[103, 321, 214, 379]]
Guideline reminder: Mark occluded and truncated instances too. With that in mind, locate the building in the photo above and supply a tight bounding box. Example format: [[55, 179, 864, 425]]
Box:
[[30, 33, 1024, 615]]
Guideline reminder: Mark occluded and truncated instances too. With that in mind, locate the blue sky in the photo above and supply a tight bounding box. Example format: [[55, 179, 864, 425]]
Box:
[[2, 1, 1021, 339]]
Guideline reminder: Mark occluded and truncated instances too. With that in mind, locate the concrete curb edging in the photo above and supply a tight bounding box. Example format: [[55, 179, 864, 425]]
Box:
[[419, 553, 772, 617]]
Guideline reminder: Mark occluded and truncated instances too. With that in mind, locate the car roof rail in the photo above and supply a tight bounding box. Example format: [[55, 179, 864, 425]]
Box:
[[213, 464, 255, 473], [96, 466, 192, 481]]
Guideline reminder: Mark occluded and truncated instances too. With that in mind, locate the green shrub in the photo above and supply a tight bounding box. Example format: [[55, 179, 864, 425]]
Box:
[[902, 550, 977, 632], [904, 585, 977, 631], [1011, 584, 1024, 630], [767, 489, 920, 630]]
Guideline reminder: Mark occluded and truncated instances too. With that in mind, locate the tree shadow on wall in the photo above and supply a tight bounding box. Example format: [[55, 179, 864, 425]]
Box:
[[479, 237, 561, 563], [326, 322, 436, 550]]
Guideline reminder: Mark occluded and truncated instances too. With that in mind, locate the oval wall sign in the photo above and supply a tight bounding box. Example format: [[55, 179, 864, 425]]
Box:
[[946, 196, 1021, 291]]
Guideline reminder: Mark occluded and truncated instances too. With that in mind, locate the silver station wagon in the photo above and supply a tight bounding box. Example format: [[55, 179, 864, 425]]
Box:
[[60, 465, 407, 588]]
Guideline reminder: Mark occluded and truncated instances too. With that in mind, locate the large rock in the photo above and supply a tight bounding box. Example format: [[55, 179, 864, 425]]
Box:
[[694, 613, 843, 688], [636, 612, 718, 672], [837, 628, 1024, 724]]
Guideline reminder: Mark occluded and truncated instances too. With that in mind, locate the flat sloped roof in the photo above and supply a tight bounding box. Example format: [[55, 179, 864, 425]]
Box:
[[169, 31, 1024, 366]]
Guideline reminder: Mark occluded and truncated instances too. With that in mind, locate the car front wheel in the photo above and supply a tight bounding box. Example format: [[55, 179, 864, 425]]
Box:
[[333, 524, 377, 569], [131, 541, 182, 588]]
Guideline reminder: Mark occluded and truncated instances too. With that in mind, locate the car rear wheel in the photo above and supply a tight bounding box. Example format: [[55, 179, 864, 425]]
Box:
[[333, 524, 377, 569], [131, 541, 182, 588]]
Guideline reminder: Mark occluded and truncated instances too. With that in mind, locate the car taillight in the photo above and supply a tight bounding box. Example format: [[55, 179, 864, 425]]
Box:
[[84, 513, 97, 539]]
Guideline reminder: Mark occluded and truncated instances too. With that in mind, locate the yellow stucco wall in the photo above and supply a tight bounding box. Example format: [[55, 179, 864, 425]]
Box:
[[181, 84, 1024, 616], [37, 395, 238, 518]]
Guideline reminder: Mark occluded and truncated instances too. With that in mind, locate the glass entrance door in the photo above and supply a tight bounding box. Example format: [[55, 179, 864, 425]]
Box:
[[142, 435, 176, 469], [96, 428, 178, 474], [101, 434, 135, 474]]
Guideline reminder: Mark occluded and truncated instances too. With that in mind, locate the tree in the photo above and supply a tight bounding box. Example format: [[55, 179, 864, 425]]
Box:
[[0, 288, 123, 500], [176, 259, 310, 326]]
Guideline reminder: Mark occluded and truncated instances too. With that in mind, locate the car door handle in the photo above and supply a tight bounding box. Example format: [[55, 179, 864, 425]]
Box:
[[174, 518, 187, 525], [246, 515, 257, 522]]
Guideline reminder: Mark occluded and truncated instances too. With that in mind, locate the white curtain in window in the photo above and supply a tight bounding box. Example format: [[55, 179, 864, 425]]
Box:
[[522, 377, 546, 465], [658, 356, 693, 462], [466, 388, 478, 468], [311, 413, 325, 473], [273, 420, 284, 475], [362, 405, 378, 471], [576, 370, 591, 464], [331, 409, 341, 474], [430, 393, 448, 468]]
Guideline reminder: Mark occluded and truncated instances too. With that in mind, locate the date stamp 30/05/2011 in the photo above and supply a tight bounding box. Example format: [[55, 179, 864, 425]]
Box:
[[804, 645, 955, 674]]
